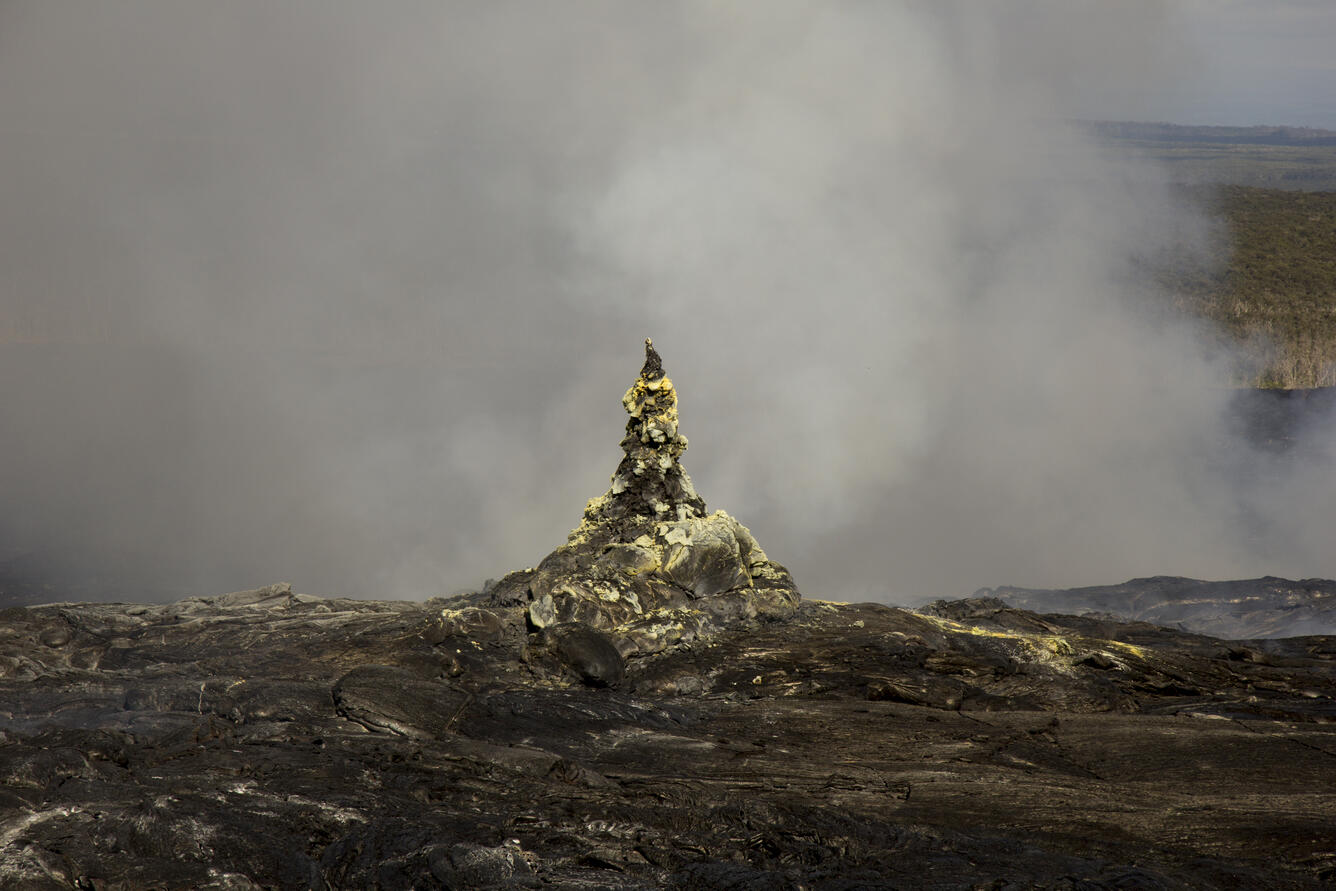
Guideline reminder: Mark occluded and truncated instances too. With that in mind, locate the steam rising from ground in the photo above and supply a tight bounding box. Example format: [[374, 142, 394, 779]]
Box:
[[1, 3, 1333, 602]]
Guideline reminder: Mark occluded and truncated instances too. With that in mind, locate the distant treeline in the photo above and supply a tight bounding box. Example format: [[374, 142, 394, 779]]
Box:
[[1081, 122, 1336, 384], [1086, 120, 1336, 147], [1169, 186, 1336, 388]]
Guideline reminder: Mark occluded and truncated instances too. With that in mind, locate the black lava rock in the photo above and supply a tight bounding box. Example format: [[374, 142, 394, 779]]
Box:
[[1, 588, 1333, 888]]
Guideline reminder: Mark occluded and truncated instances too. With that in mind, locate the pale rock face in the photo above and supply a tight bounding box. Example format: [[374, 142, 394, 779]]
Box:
[[659, 513, 756, 598], [595, 543, 659, 576], [498, 339, 800, 657]]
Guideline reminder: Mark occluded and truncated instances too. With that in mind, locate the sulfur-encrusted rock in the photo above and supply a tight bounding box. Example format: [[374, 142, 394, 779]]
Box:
[[491, 340, 799, 658]]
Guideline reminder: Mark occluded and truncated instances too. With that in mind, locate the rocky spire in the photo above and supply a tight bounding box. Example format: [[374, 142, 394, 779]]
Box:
[[482, 338, 800, 661], [596, 338, 705, 525]]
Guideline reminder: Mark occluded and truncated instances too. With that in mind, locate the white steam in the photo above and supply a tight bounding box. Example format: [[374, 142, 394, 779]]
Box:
[[0, 3, 1332, 602]]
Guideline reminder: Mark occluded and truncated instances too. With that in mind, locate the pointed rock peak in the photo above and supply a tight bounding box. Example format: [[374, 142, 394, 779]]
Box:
[[605, 338, 705, 523], [640, 337, 664, 381]]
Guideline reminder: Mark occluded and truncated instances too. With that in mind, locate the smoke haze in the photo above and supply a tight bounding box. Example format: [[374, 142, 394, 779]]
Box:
[[2, 2, 1333, 603]]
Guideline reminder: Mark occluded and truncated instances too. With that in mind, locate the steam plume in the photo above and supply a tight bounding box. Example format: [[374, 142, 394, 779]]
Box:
[[1, 3, 1332, 604]]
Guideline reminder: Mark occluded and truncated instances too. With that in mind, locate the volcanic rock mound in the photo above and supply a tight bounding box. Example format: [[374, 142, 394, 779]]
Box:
[[485, 339, 799, 659]]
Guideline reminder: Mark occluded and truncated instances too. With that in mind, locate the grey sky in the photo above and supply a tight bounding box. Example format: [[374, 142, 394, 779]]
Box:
[[1153, 0, 1336, 128]]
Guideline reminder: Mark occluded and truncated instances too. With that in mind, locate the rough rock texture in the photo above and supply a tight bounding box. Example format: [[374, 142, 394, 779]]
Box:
[[982, 575, 1336, 639], [2, 586, 1335, 888], [480, 340, 799, 658]]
